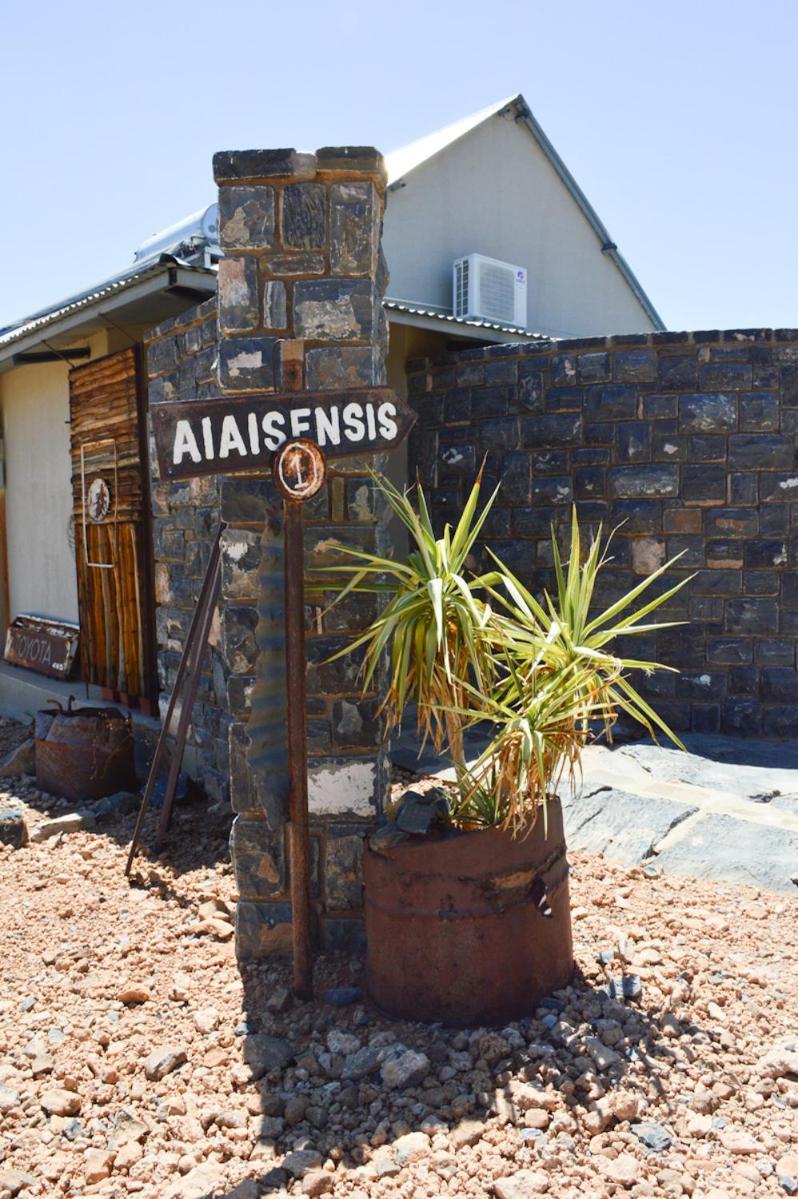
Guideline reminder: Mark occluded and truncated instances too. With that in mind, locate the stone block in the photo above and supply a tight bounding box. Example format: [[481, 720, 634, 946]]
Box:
[[518, 370, 544, 412], [725, 597, 779, 634], [219, 478, 274, 524], [221, 529, 262, 601], [704, 507, 758, 537], [479, 417, 519, 451], [231, 817, 285, 898], [222, 606, 259, 675], [756, 640, 795, 666], [315, 145, 386, 176], [533, 475, 572, 504], [520, 413, 582, 446], [691, 569, 741, 596], [699, 362, 752, 390], [760, 471, 798, 501], [614, 348, 657, 382], [218, 337, 279, 391], [607, 465, 678, 499], [681, 464, 726, 501], [745, 570, 780, 595], [574, 466, 604, 498], [668, 534, 705, 566], [706, 638, 751, 665], [744, 539, 788, 568], [294, 280, 376, 341], [304, 346, 374, 390], [663, 508, 702, 533], [722, 696, 762, 735], [262, 281, 287, 330], [763, 705, 798, 738], [739, 393, 779, 431], [282, 182, 326, 249], [729, 666, 758, 694], [214, 149, 316, 183], [562, 788, 697, 864], [0, 806, 28, 849], [500, 452, 531, 505], [236, 900, 294, 959], [551, 354, 577, 385], [643, 394, 678, 419], [761, 666, 798, 700], [330, 182, 379, 275], [706, 538, 742, 568], [262, 251, 325, 276], [512, 506, 556, 538], [730, 472, 758, 504], [584, 384, 637, 421], [678, 394, 737, 432], [653, 432, 686, 461], [324, 834, 365, 910], [761, 505, 789, 534], [218, 257, 259, 333], [729, 433, 794, 470], [687, 433, 726, 461], [631, 537, 665, 575], [531, 449, 568, 474], [319, 916, 366, 952], [607, 498, 661, 533], [618, 421, 652, 462], [218, 185, 275, 248], [658, 356, 698, 389], [576, 352, 610, 383]]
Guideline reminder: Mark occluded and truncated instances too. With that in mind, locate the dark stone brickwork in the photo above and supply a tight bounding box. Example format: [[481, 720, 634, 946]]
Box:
[[147, 146, 392, 960], [407, 329, 798, 739]]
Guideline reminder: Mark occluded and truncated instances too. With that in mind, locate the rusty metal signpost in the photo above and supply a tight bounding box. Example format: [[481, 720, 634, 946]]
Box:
[[148, 386, 416, 998]]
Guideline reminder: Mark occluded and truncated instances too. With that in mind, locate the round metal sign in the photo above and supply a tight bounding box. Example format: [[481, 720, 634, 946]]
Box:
[[272, 439, 327, 502], [87, 477, 112, 522]]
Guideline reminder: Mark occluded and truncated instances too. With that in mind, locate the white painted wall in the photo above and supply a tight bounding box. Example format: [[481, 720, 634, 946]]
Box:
[[382, 111, 656, 339], [0, 359, 79, 622]]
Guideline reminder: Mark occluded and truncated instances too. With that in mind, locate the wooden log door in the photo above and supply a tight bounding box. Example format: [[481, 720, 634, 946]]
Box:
[[69, 347, 156, 706]]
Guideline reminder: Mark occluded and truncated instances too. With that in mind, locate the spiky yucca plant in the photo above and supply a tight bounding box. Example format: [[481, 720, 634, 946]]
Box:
[[325, 473, 689, 835], [322, 470, 498, 786], [458, 507, 690, 833]]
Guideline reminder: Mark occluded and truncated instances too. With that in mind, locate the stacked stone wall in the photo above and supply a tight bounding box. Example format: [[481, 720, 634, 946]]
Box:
[[147, 147, 393, 957], [408, 329, 798, 738]]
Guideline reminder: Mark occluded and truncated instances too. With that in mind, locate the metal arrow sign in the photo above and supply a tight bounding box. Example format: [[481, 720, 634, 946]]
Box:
[[151, 386, 417, 481]]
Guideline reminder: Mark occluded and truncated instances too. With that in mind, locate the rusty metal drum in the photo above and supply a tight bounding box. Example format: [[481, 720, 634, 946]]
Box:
[[363, 797, 573, 1026], [36, 700, 136, 803]]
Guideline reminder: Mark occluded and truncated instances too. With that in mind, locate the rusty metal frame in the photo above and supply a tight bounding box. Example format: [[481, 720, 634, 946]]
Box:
[[124, 521, 226, 875], [80, 437, 119, 569], [273, 438, 328, 1001]]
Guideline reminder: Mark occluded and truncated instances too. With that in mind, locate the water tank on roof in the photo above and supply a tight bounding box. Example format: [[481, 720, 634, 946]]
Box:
[[133, 203, 219, 265]]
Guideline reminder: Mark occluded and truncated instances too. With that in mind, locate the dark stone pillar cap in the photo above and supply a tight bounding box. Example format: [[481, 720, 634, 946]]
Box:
[[315, 147, 387, 183], [213, 149, 318, 183]]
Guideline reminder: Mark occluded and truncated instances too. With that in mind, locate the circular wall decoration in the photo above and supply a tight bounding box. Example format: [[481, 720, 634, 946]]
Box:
[[87, 477, 112, 523], [272, 439, 327, 502]]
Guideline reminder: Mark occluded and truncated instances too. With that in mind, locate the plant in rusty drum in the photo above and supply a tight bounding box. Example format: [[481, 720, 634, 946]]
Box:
[[325, 470, 689, 836]]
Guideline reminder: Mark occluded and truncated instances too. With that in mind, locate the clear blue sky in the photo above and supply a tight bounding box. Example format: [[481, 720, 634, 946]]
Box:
[[2, 0, 797, 333]]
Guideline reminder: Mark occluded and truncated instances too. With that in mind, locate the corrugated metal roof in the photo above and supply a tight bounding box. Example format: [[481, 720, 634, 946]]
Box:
[[384, 299, 548, 339], [0, 262, 167, 349], [0, 259, 215, 356]]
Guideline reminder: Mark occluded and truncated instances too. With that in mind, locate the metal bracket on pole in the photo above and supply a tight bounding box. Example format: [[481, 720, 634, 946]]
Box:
[[125, 521, 227, 875]]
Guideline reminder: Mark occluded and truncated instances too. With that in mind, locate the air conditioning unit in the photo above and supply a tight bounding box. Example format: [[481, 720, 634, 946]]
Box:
[[453, 253, 527, 326]]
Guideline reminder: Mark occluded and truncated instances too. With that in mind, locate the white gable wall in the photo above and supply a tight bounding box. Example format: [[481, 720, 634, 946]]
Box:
[[382, 111, 655, 339]]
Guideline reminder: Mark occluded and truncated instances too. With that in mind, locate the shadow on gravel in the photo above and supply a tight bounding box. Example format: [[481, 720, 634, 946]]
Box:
[[206, 955, 702, 1197]]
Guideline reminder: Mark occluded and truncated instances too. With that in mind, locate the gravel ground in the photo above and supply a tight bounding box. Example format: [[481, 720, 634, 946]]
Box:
[[0, 733, 796, 1199]]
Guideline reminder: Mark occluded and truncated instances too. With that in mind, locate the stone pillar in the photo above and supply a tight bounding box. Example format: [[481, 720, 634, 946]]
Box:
[[213, 146, 392, 957]]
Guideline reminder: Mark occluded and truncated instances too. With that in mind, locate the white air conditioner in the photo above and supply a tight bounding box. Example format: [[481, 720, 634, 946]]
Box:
[[453, 253, 527, 326]]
